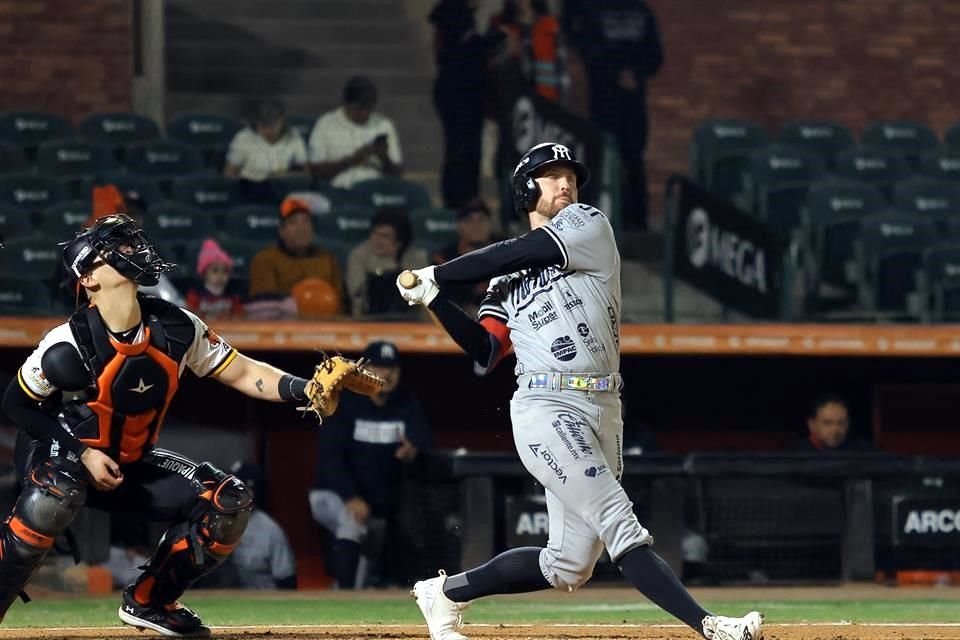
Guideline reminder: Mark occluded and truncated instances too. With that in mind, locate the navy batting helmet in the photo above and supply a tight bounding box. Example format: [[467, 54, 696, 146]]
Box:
[[62, 214, 175, 288], [511, 142, 590, 214]]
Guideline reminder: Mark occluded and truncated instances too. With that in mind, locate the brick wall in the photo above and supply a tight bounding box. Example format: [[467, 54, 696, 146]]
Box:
[[0, 1, 132, 121], [644, 0, 960, 219]]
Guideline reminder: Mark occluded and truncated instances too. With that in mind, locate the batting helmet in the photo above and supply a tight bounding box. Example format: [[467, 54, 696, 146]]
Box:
[[62, 213, 175, 288], [512, 142, 590, 214]]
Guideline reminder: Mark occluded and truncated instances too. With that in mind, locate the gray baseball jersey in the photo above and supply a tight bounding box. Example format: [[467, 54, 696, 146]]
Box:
[[479, 203, 621, 375]]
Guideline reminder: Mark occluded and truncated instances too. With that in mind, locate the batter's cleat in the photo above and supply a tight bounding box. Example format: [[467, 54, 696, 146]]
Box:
[[411, 570, 471, 640], [118, 586, 211, 638], [702, 611, 764, 640]]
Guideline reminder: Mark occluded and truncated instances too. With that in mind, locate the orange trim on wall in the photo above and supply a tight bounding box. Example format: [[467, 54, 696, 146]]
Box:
[[6, 318, 960, 356]]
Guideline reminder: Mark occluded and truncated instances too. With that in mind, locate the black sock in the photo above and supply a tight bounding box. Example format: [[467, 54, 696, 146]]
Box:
[[443, 547, 551, 602], [331, 539, 361, 589], [617, 545, 711, 633]]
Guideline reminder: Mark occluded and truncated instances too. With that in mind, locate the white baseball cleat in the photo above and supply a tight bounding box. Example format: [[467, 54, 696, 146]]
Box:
[[410, 570, 471, 640], [702, 611, 764, 640]]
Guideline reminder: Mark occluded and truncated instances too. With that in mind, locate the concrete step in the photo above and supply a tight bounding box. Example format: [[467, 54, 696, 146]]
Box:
[[167, 44, 432, 76], [167, 0, 407, 21], [167, 20, 412, 46]]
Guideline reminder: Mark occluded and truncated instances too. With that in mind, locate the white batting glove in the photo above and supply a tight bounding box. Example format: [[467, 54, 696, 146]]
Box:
[[396, 266, 440, 307]]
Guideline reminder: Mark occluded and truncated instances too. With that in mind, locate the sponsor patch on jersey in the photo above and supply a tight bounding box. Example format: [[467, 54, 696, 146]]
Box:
[[554, 412, 594, 457], [527, 443, 568, 485], [584, 465, 607, 478], [562, 288, 583, 310], [551, 336, 578, 361], [528, 299, 559, 330], [204, 327, 221, 347], [577, 322, 590, 337], [24, 365, 54, 396]]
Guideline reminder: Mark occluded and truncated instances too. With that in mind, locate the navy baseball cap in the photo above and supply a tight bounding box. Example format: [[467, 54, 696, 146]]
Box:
[[362, 340, 400, 366]]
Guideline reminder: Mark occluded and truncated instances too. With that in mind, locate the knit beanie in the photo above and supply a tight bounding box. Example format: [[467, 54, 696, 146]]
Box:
[[196, 238, 234, 275]]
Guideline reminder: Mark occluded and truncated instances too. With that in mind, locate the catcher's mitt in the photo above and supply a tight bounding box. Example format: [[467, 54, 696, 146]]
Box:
[[303, 355, 385, 420]]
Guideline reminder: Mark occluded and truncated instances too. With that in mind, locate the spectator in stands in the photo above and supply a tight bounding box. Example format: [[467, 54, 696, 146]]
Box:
[[224, 99, 308, 202], [247, 197, 344, 317], [428, 0, 504, 209], [489, 0, 568, 103], [224, 461, 297, 590], [432, 197, 498, 316], [346, 207, 428, 317], [791, 394, 873, 452], [185, 238, 244, 320], [309, 341, 430, 589], [307, 76, 403, 188], [564, 0, 662, 230]]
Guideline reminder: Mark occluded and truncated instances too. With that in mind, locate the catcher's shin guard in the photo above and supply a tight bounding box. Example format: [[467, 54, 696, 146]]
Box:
[[131, 463, 252, 606], [0, 460, 86, 619]]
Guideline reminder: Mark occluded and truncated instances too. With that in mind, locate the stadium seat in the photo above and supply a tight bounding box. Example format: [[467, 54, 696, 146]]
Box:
[[314, 206, 376, 245], [78, 112, 161, 160], [803, 179, 886, 290], [832, 147, 908, 200], [892, 178, 960, 223], [171, 175, 239, 211], [36, 139, 117, 179], [0, 235, 63, 278], [42, 200, 92, 241], [299, 182, 368, 213], [144, 202, 219, 245], [861, 121, 939, 169], [166, 113, 244, 170], [778, 120, 855, 169], [286, 115, 315, 142], [0, 205, 35, 243], [917, 149, 960, 183], [747, 145, 824, 231], [0, 173, 70, 213], [690, 119, 769, 207], [916, 243, 960, 321], [0, 142, 27, 175], [856, 214, 937, 313], [411, 207, 458, 252], [97, 172, 165, 208], [268, 174, 315, 201], [125, 140, 204, 179], [945, 122, 960, 151], [180, 236, 260, 283], [222, 204, 281, 241], [0, 111, 72, 154], [0, 274, 53, 315], [351, 176, 432, 210]]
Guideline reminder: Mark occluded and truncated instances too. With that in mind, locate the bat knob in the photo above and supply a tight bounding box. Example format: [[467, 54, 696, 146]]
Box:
[[398, 270, 420, 289]]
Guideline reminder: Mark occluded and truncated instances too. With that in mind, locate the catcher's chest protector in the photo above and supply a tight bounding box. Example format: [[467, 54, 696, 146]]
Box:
[[66, 297, 193, 464]]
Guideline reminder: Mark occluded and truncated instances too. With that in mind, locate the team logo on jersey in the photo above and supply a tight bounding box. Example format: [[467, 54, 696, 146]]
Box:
[[527, 299, 559, 330], [203, 328, 221, 347], [550, 336, 578, 361]]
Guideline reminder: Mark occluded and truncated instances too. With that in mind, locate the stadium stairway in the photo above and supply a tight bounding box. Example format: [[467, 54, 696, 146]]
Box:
[[164, 0, 442, 197]]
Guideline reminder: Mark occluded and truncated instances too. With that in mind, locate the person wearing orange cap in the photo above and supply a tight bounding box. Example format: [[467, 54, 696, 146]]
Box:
[[248, 197, 344, 315], [185, 238, 244, 320]]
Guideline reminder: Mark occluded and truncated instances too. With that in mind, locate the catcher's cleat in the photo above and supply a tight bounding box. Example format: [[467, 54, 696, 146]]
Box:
[[411, 570, 471, 640], [118, 586, 210, 638], [702, 611, 764, 640]]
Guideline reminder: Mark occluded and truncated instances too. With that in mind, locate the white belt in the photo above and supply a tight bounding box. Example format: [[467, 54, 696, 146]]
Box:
[[519, 372, 623, 393]]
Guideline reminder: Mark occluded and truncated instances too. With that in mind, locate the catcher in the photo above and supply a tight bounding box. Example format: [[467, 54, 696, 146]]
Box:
[[0, 214, 381, 637]]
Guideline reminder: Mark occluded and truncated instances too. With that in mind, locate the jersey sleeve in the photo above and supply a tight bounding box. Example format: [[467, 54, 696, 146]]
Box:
[[17, 323, 75, 400], [181, 309, 238, 377], [477, 277, 509, 322], [540, 204, 617, 278]]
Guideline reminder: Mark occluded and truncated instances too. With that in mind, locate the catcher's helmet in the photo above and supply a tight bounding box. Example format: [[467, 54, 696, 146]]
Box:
[[512, 142, 590, 214], [62, 214, 174, 288]]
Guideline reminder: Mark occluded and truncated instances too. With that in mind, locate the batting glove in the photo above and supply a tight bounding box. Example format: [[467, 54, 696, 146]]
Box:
[[396, 266, 440, 307]]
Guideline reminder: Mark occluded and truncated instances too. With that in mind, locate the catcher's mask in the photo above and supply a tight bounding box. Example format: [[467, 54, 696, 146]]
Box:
[[61, 214, 175, 289], [512, 142, 590, 215]]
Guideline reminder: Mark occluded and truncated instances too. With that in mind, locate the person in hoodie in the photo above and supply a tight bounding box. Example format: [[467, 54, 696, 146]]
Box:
[[308, 340, 430, 589]]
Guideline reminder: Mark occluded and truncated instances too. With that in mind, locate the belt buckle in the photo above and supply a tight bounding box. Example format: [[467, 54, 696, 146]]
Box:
[[596, 376, 610, 391], [563, 375, 589, 391], [530, 373, 549, 389]]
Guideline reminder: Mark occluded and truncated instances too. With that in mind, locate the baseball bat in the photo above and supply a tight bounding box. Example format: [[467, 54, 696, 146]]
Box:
[[398, 270, 420, 289]]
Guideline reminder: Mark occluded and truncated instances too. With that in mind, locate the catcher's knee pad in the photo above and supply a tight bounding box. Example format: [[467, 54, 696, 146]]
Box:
[[0, 459, 85, 616], [540, 539, 604, 592], [190, 461, 253, 550]]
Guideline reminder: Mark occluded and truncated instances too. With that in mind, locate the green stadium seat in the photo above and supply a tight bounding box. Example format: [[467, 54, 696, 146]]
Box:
[[303, 182, 368, 213], [351, 176, 432, 210], [691, 119, 769, 207], [286, 115, 315, 142], [916, 244, 960, 321], [0, 112, 72, 152], [0, 173, 70, 213], [125, 141, 204, 179], [945, 122, 960, 151], [0, 205, 34, 243], [144, 202, 219, 245], [0, 142, 27, 175], [411, 207, 458, 252], [222, 204, 281, 241], [41, 200, 90, 241], [78, 112, 161, 160], [856, 213, 937, 313], [861, 121, 939, 170], [314, 206, 375, 244], [778, 120, 854, 169], [748, 145, 824, 231], [166, 113, 244, 171], [832, 147, 908, 200], [0, 274, 53, 315], [171, 175, 239, 211], [892, 178, 960, 219], [917, 149, 960, 183], [36, 139, 117, 182], [269, 174, 314, 200], [0, 235, 63, 278], [97, 172, 165, 208], [181, 236, 261, 282]]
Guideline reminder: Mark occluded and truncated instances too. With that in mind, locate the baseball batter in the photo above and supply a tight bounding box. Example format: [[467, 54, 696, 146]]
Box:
[[398, 142, 763, 640]]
